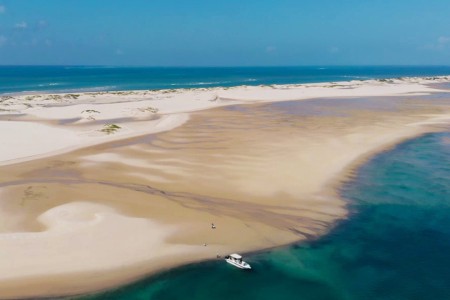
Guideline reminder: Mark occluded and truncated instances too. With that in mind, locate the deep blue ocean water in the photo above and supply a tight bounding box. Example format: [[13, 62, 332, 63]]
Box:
[[1, 65, 450, 94], [79, 132, 450, 300]]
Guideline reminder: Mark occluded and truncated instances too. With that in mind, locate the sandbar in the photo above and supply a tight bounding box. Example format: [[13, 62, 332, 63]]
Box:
[[0, 77, 449, 298]]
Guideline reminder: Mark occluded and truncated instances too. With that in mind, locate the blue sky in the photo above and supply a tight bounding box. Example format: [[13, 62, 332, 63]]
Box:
[[0, 0, 449, 66]]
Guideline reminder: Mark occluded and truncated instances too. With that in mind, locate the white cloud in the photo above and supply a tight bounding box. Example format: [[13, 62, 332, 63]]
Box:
[[329, 46, 340, 54], [438, 36, 450, 46], [265, 46, 277, 53], [37, 20, 48, 29], [0, 5, 5, 14], [14, 21, 28, 29], [0, 35, 7, 47], [424, 36, 450, 51]]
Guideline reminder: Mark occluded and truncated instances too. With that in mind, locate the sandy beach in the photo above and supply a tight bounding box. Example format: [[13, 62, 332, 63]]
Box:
[[0, 77, 450, 299]]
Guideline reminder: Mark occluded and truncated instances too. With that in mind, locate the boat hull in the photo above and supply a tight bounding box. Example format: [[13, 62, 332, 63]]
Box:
[[225, 259, 252, 270]]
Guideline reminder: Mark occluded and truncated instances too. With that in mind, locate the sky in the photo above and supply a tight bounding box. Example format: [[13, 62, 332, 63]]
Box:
[[0, 0, 449, 66]]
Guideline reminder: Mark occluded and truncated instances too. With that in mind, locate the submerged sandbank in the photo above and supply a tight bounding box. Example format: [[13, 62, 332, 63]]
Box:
[[0, 77, 449, 298]]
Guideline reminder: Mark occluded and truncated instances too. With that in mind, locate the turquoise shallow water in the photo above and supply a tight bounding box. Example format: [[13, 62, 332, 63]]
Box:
[[80, 132, 450, 300]]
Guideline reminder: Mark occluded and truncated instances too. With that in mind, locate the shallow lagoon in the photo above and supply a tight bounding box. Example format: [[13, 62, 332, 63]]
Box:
[[81, 131, 450, 300]]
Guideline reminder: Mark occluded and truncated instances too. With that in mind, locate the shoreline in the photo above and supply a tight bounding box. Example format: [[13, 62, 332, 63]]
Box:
[[73, 130, 447, 300], [0, 76, 449, 299], [1, 73, 449, 98]]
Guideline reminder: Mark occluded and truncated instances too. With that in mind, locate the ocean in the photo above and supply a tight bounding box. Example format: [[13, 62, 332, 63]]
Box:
[[80, 132, 450, 300], [1, 65, 450, 95]]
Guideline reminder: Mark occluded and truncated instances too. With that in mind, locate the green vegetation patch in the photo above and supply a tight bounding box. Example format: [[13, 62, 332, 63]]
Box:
[[65, 94, 80, 99], [100, 124, 121, 134], [139, 106, 159, 113]]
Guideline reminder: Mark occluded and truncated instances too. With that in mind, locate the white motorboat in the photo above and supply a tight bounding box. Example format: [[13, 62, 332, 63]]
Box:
[[225, 253, 251, 270]]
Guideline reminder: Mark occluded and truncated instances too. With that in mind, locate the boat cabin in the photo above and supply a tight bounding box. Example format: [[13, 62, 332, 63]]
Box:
[[228, 253, 242, 261]]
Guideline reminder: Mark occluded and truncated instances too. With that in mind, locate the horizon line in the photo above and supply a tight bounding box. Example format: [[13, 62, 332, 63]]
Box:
[[1, 64, 450, 68]]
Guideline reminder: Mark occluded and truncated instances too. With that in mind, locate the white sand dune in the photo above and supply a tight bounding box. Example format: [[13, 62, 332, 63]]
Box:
[[0, 201, 210, 298], [0, 77, 448, 165]]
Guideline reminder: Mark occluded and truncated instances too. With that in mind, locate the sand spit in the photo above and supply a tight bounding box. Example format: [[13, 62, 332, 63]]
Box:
[[0, 77, 449, 298]]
